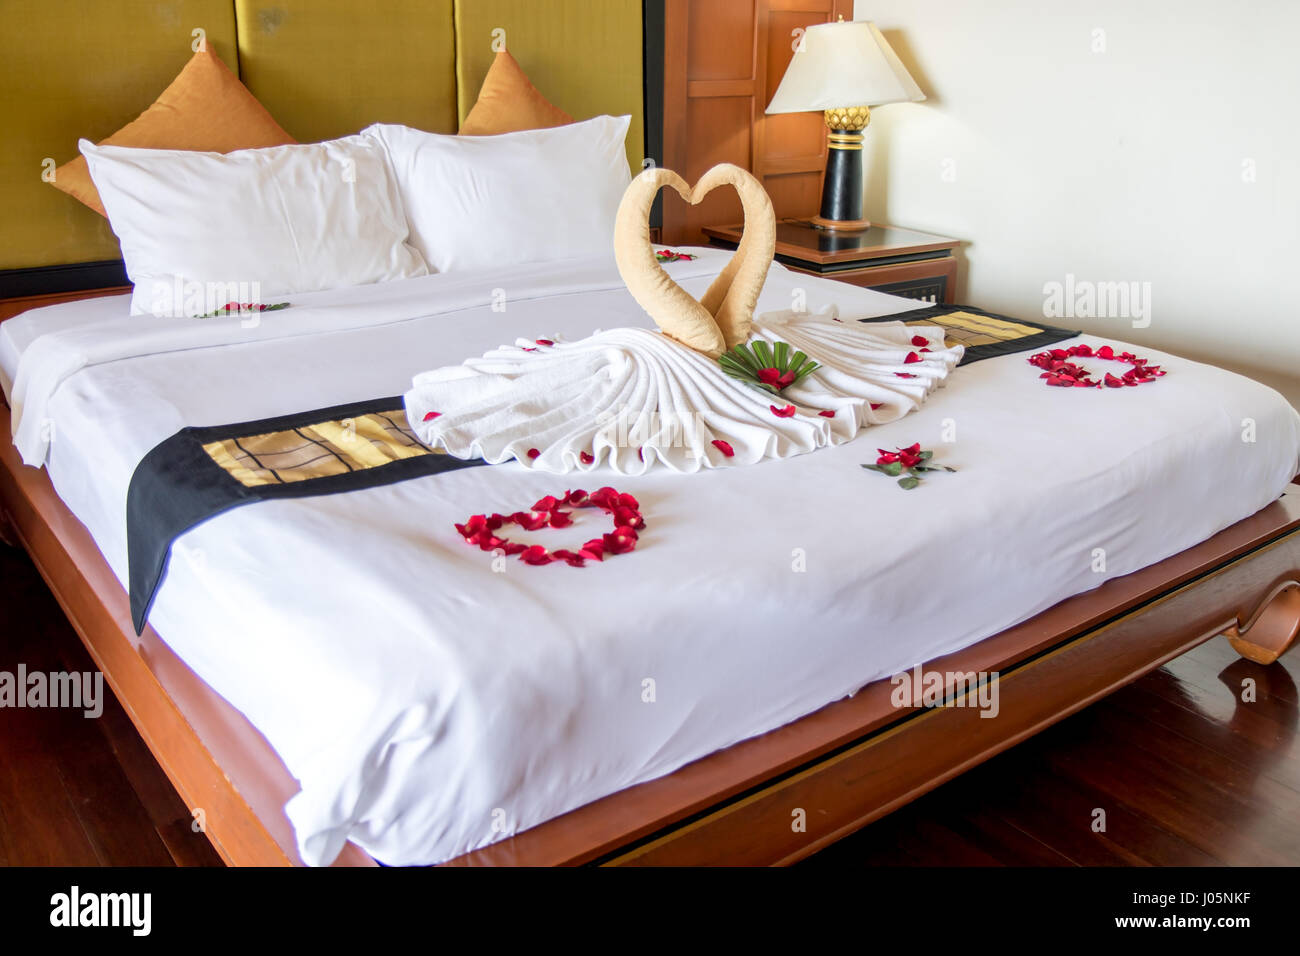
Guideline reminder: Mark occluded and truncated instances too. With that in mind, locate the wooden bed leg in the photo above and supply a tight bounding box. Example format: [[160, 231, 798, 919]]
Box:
[[1223, 582, 1300, 665]]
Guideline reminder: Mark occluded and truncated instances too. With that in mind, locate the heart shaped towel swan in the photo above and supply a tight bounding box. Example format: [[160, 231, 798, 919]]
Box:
[[614, 164, 776, 358], [404, 165, 963, 474]]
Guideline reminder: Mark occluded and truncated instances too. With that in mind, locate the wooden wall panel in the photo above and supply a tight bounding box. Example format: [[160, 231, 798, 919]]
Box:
[[661, 0, 853, 244]]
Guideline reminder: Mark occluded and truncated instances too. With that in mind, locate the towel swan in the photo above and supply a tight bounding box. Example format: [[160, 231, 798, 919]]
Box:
[[405, 165, 962, 474]]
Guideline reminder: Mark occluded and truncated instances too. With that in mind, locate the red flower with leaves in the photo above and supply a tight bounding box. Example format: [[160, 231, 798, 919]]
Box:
[[865, 443, 955, 490], [757, 367, 798, 390], [655, 249, 698, 263]]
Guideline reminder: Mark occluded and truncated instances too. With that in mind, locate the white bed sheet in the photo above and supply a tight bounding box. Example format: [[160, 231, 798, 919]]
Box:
[[5, 249, 1299, 866]]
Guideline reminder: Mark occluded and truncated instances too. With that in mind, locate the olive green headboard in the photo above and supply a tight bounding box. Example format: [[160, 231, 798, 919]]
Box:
[[1, 0, 646, 279]]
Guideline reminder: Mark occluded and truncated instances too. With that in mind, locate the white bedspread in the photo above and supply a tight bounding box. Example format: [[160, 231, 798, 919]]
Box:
[[4, 248, 1298, 866]]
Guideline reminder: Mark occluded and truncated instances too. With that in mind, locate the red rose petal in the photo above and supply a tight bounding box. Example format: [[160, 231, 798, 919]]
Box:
[[535, 339, 554, 346], [580, 451, 594, 465], [526, 448, 540, 460], [770, 404, 796, 418], [818, 410, 835, 418], [904, 351, 921, 364], [602, 529, 638, 555], [711, 439, 735, 457], [422, 411, 441, 422], [870, 402, 883, 410], [911, 335, 929, 347], [895, 373, 915, 379], [519, 545, 554, 565]]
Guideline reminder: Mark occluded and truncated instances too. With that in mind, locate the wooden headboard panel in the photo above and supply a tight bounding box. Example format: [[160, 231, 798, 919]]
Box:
[[1, 0, 646, 289]]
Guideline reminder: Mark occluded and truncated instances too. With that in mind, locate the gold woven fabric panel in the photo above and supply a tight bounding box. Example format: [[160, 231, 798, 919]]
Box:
[[1, 0, 238, 269], [454, 0, 645, 174], [202, 410, 437, 487], [234, 0, 457, 144], [906, 310, 1045, 349]]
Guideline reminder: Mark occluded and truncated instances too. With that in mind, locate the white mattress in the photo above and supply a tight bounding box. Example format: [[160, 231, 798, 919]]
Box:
[[5, 248, 1299, 866]]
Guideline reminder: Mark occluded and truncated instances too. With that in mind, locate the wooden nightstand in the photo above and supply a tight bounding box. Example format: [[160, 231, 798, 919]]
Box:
[[701, 221, 961, 304]]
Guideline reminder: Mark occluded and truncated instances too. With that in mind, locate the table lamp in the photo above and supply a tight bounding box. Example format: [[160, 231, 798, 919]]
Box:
[[766, 18, 925, 231]]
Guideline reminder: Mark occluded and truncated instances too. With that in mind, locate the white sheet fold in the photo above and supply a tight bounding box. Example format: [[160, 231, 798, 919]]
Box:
[[404, 309, 963, 473]]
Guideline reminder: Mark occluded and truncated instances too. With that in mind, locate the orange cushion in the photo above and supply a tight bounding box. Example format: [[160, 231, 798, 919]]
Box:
[[52, 47, 296, 217], [459, 50, 573, 136]]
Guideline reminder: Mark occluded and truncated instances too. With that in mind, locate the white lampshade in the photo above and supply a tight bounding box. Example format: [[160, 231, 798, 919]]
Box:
[[766, 20, 925, 113]]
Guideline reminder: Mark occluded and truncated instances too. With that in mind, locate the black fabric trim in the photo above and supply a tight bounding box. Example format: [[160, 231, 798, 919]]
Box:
[[126, 395, 487, 635], [858, 303, 1081, 365], [0, 260, 129, 299], [642, 0, 665, 230]]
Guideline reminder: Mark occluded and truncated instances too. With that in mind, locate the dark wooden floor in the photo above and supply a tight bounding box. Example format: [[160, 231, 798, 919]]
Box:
[[2, 542, 1297, 866]]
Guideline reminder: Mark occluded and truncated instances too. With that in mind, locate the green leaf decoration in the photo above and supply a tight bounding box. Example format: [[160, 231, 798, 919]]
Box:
[[881, 461, 903, 476], [898, 475, 921, 490], [718, 341, 821, 395]]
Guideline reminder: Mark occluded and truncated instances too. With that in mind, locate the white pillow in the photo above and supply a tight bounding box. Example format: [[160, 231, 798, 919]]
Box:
[[80, 136, 429, 316], [364, 115, 631, 273]]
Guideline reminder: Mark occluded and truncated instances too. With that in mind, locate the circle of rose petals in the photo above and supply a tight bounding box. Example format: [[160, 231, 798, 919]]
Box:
[[1027, 343, 1166, 389], [454, 487, 644, 567]]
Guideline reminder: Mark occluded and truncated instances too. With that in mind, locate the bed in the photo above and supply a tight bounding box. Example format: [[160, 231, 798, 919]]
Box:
[[3, 246, 1300, 865], [3, 0, 1300, 868]]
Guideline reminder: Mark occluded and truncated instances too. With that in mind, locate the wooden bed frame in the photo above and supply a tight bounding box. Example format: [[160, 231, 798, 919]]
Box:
[[2, 393, 1299, 866]]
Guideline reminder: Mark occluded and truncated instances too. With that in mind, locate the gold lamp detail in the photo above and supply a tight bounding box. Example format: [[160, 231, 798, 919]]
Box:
[[766, 18, 925, 231]]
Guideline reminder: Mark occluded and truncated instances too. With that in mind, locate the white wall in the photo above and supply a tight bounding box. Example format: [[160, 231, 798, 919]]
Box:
[[852, 0, 1300, 407]]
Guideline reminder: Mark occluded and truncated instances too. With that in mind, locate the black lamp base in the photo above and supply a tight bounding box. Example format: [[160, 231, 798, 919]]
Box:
[[815, 126, 868, 231]]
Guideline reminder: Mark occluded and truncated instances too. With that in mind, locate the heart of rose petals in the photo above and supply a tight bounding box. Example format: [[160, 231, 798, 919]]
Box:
[[454, 488, 644, 569]]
